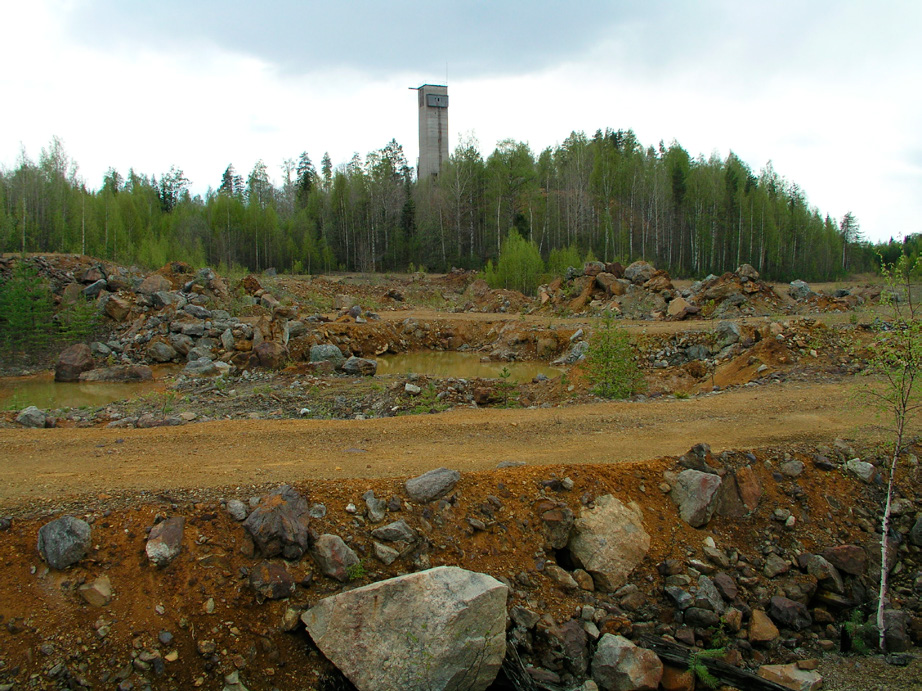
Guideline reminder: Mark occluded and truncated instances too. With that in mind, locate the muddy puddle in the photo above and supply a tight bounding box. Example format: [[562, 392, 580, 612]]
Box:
[[0, 368, 176, 411], [375, 351, 563, 383]]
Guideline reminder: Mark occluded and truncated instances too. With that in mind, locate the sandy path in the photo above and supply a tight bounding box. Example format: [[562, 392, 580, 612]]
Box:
[[0, 378, 874, 509]]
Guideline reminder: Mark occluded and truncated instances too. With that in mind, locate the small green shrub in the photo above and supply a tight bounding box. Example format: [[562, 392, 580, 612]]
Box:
[[585, 314, 646, 399]]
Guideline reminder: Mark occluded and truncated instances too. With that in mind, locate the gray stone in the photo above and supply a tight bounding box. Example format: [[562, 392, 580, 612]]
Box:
[[804, 554, 844, 593], [567, 494, 650, 592], [342, 356, 377, 376], [371, 520, 416, 543], [780, 460, 805, 478], [737, 264, 760, 281], [146, 517, 185, 567], [220, 328, 235, 351], [544, 564, 579, 590], [884, 609, 911, 653], [183, 358, 219, 376], [624, 261, 656, 285], [405, 468, 460, 503], [373, 542, 400, 565], [311, 534, 360, 582], [82, 278, 108, 297], [184, 304, 212, 319], [55, 343, 95, 381], [309, 344, 345, 367], [669, 469, 722, 528], [768, 595, 812, 631], [147, 341, 178, 363], [591, 634, 663, 691], [763, 553, 790, 578], [16, 406, 46, 428], [168, 332, 195, 355], [186, 346, 214, 362], [664, 586, 693, 610], [715, 320, 741, 347], [846, 458, 876, 483], [302, 566, 507, 691], [694, 575, 726, 614], [404, 383, 422, 395], [788, 280, 814, 300], [37, 516, 92, 570], [758, 664, 822, 690], [684, 607, 721, 628], [910, 516, 922, 547], [243, 485, 311, 559], [226, 500, 248, 521], [137, 274, 172, 295]]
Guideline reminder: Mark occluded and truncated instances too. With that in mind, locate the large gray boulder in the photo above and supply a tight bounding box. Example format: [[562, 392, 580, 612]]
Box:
[[788, 280, 813, 300], [405, 468, 460, 503], [342, 356, 377, 376], [623, 261, 656, 285], [243, 485, 311, 559], [55, 343, 94, 382], [669, 469, 722, 528], [79, 365, 153, 383], [309, 344, 345, 367], [302, 566, 507, 691], [591, 634, 663, 691], [16, 406, 46, 428], [37, 516, 92, 570], [567, 495, 650, 592]]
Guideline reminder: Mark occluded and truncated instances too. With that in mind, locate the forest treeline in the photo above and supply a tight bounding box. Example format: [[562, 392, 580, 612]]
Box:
[[0, 131, 907, 286]]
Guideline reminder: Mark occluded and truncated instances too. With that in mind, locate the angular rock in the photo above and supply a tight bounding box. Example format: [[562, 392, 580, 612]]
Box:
[[567, 494, 650, 592], [694, 575, 726, 614], [910, 516, 922, 547], [788, 280, 813, 300], [541, 505, 575, 550], [764, 553, 790, 578], [883, 609, 911, 653], [737, 264, 760, 281], [684, 607, 720, 628], [146, 517, 185, 567], [302, 566, 507, 691], [373, 542, 400, 565], [670, 470, 722, 528], [243, 485, 311, 559], [147, 341, 178, 363], [667, 297, 691, 317], [822, 545, 867, 576], [79, 575, 113, 607], [712, 572, 738, 602], [16, 406, 46, 428], [37, 516, 92, 570], [371, 520, 416, 543], [249, 561, 296, 600], [715, 320, 741, 347], [342, 356, 377, 376], [845, 458, 876, 483], [363, 490, 387, 523], [137, 274, 172, 294], [183, 358, 219, 376], [749, 609, 780, 644], [735, 465, 762, 511], [804, 554, 844, 594], [311, 534, 360, 582], [254, 341, 288, 369], [81, 278, 108, 297], [591, 633, 663, 691], [309, 344, 345, 367], [224, 499, 248, 521], [405, 468, 460, 503], [624, 261, 656, 285], [544, 564, 579, 590], [104, 295, 132, 321], [55, 343, 94, 382], [758, 663, 822, 690], [769, 596, 812, 631]]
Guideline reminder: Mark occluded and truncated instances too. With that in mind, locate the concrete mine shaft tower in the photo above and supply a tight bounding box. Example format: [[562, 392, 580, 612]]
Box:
[[412, 84, 449, 180]]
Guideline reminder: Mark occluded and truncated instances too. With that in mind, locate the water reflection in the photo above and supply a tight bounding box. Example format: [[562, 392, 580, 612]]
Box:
[[0, 370, 174, 411], [375, 351, 562, 383]]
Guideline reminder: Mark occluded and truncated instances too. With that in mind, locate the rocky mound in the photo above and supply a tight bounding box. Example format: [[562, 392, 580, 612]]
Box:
[[1, 441, 920, 690]]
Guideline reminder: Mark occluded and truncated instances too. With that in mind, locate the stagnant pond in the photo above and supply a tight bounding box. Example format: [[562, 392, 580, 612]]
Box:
[[0, 370, 174, 411], [375, 351, 563, 383]]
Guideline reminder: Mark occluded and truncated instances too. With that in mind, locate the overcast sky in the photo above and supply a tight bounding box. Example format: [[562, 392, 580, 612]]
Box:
[[2, 0, 919, 243]]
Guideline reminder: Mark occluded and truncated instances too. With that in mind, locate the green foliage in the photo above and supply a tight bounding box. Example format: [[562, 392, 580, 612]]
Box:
[[844, 609, 870, 655], [586, 314, 646, 399], [0, 262, 55, 353], [484, 229, 544, 295], [687, 647, 725, 689], [546, 245, 582, 278], [495, 366, 517, 407], [57, 297, 100, 343], [345, 560, 366, 581]]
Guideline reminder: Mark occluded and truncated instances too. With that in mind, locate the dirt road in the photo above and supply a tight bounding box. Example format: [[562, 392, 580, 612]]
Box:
[[0, 378, 875, 510]]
